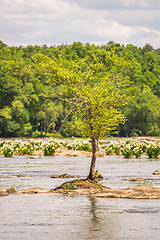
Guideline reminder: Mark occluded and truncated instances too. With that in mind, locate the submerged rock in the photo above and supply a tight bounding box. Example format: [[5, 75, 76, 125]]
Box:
[[18, 188, 53, 194], [50, 174, 80, 178], [94, 185, 160, 199], [17, 174, 33, 177], [122, 178, 145, 181], [122, 178, 159, 181]]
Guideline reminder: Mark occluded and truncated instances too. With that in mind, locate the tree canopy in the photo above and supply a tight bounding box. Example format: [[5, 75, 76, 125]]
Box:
[[0, 41, 160, 138]]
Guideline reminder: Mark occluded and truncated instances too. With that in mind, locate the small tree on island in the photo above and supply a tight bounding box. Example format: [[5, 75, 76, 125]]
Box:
[[30, 49, 140, 180], [68, 83, 126, 180]]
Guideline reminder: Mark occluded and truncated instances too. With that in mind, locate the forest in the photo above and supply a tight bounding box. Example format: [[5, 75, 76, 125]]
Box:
[[0, 40, 160, 138]]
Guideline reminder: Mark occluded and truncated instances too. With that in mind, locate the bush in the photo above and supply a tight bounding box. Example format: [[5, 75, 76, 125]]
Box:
[[145, 142, 160, 158], [42, 140, 60, 156]]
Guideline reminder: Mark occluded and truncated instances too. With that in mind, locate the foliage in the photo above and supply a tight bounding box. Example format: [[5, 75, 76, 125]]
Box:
[[17, 142, 35, 155], [0, 138, 92, 157], [1, 138, 160, 160], [145, 141, 160, 158], [0, 143, 14, 157], [0, 40, 160, 139], [42, 140, 60, 156], [121, 88, 160, 136], [135, 180, 153, 187], [61, 182, 76, 190], [63, 139, 92, 152], [104, 139, 160, 159], [121, 144, 134, 158]]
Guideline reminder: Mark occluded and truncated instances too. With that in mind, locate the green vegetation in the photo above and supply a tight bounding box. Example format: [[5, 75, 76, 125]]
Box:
[[104, 139, 160, 159], [1, 40, 160, 179], [0, 40, 160, 139], [62, 182, 76, 190], [60, 179, 105, 191], [1, 138, 160, 160], [135, 180, 153, 187]]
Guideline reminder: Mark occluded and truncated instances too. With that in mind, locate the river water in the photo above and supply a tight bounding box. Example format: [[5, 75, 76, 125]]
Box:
[[0, 154, 160, 239]]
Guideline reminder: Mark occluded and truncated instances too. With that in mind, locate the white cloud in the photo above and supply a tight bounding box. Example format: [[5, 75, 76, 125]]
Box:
[[63, 0, 160, 10], [0, 0, 160, 48]]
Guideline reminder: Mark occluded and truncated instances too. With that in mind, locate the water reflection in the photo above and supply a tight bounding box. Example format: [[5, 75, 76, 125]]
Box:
[[89, 195, 101, 233], [80, 195, 118, 239]]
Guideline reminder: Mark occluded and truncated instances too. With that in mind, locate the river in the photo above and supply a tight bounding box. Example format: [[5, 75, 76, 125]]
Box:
[[0, 155, 160, 239]]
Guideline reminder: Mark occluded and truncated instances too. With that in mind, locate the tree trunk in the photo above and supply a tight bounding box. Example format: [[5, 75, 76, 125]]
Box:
[[87, 136, 97, 180]]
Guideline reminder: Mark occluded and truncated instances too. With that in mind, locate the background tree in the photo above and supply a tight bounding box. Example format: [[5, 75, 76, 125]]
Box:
[[0, 40, 160, 138], [121, 87, 160, 136]]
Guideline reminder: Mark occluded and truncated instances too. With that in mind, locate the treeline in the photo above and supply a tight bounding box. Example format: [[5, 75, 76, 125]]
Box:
[[0, 40, 160, 138]]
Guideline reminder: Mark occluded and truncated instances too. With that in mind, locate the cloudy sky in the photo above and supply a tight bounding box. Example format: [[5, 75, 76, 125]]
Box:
[[1, 0, 160, 48]]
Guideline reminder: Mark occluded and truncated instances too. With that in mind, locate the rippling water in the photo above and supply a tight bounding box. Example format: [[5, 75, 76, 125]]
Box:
[[0, 155, 160, 239]]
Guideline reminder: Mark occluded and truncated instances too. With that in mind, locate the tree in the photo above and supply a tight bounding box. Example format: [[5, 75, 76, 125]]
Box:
[[121, 87, 160, 136], [67, 83, 126, 180], [31, 50, 129, 180]]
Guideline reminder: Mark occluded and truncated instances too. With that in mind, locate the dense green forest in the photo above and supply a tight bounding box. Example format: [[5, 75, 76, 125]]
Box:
[[0, 40, 160, 138]]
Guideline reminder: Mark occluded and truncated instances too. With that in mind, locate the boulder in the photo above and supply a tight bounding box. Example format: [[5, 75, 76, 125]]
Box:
[[153, 170, 160, 175], [0, 189, 9, 196], [0, 188, 16, 197]]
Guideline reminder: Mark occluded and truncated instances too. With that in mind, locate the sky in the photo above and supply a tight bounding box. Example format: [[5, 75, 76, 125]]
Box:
[[0, 0, 160, 48]]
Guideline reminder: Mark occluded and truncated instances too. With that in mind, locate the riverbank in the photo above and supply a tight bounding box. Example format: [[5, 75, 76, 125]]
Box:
[[1, 139, 160, 199]]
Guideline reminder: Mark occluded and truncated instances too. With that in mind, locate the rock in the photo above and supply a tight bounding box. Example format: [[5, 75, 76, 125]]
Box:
[[55, 149, 104, 157], [96, 152, 105, 157], [133, 185, 154, 191], [32, 150, 44, 156], [17, 174, 33, 177], [122, 177, 159, 181], [55, 150, 92, 157], [95, 192, 121, 198], [0, 188, 16, 197], [50, 174, 80, 178], [54, 180, 160, 199], [153, 170, 160, 175], [1, 181, 160, 199], [97, 174, 103, 180], [0, 190, 9, 196], [122, 178, 145, 181], [18, 188, 53, 194], [153, 185, 160, 189]]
